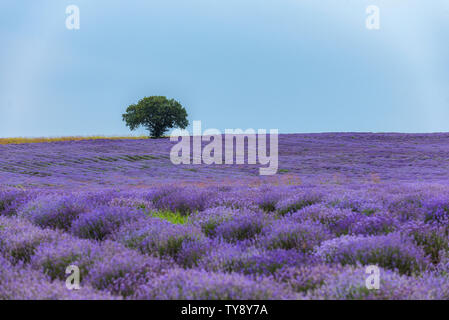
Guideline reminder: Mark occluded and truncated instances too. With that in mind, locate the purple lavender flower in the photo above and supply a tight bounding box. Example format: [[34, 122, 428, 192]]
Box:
[[198, 241, 308, 276], [328, 191, 384, 216], [30, 237, 99, 280], [190, 206, 239, 237], [71, 205, 144, 240], [260, 218, 332, 252], [214, 212, 267, 242], [86, 241, 171, 297], [0, 189, 34, 216], [291, 204, 363, 236], [19, 194, 86, 230], [274, 264, 343, 293], [348, 213, 398, 236], [422, 196, 449, 224], [254, 186, 287, 212], [0, 256, 118, 300], [308, 265, 449, 300], [176, 237, 212, 268], [399, 220, 449, 264], [315, 233, 429, 275], [112, 217, 205, 262], [109, 196, 154, 211], [134, 268, 297, 300], [386, 193, 426, 222], [275, 192, 323, 215], [0, 216, 62, 263], [150, 186, 214, 215]]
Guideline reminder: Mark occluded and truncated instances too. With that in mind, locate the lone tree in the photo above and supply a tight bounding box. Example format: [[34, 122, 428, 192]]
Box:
[[122, 96, 189, 138]]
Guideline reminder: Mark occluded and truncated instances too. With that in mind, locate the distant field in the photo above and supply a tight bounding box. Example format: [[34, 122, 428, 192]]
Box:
[[1, 133, 449, 188], [1, 133, 449, 299], [0, 136, 148, 145]]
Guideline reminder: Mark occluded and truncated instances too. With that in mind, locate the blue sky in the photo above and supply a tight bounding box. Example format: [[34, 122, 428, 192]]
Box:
[[1, 0, 449, 137]]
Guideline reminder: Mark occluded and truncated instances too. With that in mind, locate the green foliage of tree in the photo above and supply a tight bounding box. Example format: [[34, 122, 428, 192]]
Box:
[[122, 96, 189, 138]]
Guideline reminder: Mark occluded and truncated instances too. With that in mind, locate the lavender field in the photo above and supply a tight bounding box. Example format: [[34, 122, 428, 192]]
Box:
[[2, 133, 449, 299]]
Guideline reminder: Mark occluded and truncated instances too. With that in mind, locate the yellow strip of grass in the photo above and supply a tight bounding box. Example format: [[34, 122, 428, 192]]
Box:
[[0, 136, 149, 145]]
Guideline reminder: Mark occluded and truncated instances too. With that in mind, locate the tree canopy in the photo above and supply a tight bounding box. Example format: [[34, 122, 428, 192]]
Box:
[[122, 96, 189, 138]]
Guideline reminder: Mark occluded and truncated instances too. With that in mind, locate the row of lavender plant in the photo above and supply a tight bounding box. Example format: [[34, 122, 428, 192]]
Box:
[[1, 182, 449, 299]]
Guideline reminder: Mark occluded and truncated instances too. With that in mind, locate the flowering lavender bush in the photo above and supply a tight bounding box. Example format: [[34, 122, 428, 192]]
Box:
[[254, 186, 290, 212], [422, 196, 449, 224], [0, 189, 33, 216], [213, 211, 267, 242], [274, 264, 343, 293], [134, 268, 296, 300], [0, 216, 62, 263], [400, 220, 449, 264], [198, 241, 308, 276], [151, 186, 214, 215], [315, 234, 429, 275], [261, 218, 332, 252], [113, 217, 205, 263], [109, 196, 154, 211], [290, 204, 362, 236], [30, 237, 99, 280], [0, 256, 117, 300], [71, 205, 143, 240], [386, 193, 426, 222], [275, 192, 323, 215], [190, 206, 240, 237], [86, 241, 171, 296], [19, 195, 86, 230], [348, 213, 398, 236], [307, 266, 449, 300], [328, 192, 384, 216]]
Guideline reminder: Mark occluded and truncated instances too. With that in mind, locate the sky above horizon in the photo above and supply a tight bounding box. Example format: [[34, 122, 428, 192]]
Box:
[[1, 1, 449, 137]]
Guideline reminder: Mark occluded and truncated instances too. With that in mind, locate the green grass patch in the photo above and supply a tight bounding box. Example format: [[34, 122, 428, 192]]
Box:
[[149, 210, 189, 225]]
